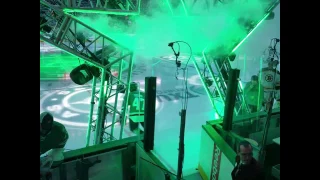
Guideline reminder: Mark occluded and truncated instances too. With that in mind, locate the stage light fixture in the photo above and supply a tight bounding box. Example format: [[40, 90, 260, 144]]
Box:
[[70, 64, 100, 85], [76, 32, 87, 45], [117, 84, 126, 93], [265, 12, 275, 20], [95, 45, 116, 60], [40, 16, 52, 33], [205, 77, 213, 87], [228, 53, 236, 62], [70, 44, 117, 85]]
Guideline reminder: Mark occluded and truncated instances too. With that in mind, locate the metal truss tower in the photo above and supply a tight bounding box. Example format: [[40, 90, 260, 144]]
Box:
[[191, 0, 280, 117], [40, 0, 139, 145], [45, 0, 140, 15]]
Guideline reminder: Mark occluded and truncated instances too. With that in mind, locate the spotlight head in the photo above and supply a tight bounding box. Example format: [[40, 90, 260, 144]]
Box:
[[42, 25, 52, 33], [40, 16, 52, 33], [95, 45, 117, 62], [130, 82, 138, 92], [117, 84, 126, 93], [76, 32, 86, 45], [164, 173, 171, 180], [176, 60, 181, 68], [237, 17, 254, 30], [168, 42, 174, 47], [70, 64, 100, 85], [102, 45, 116, 58], [265, 12, 275, 20], [214, 89, 220, 97], [205, 77, 213, 87], [228, 53, 236, 62]]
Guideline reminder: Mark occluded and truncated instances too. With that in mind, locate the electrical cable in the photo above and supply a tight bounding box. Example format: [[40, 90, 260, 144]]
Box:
[[140, 157, 177, 178]]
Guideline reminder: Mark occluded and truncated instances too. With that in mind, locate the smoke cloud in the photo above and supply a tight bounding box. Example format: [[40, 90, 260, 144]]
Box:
[[77, 0, 267, 57]]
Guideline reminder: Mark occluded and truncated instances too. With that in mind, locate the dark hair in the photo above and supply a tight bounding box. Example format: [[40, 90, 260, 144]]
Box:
[[251, 75, 258, 81], [40, 112, 54, 130], [238, 140, 252, 152], [130, 82, 138, 92]]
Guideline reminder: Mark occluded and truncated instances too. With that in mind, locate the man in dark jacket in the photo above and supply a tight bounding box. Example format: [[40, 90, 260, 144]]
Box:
[[231, 141, 264, 180], [40, 112, 69, 178], [40, 112, 69, 162]]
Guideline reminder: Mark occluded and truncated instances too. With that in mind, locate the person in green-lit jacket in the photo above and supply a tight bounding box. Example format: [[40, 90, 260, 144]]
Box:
[[121, 82, 145, 134], [243, 75, 264, 113]]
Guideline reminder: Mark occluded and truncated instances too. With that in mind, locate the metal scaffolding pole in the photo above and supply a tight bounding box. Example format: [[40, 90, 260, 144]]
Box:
[[223, 69, 240, 131], [40, 0, 135, 143], [62, 0, 141, 15], [86, 76, 97, 147], [119, 55, 134, 139], [94, 69, 107, 145], [110, 59, 123, 139]]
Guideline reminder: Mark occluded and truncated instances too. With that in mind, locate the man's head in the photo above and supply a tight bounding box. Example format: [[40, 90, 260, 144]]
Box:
[[130, 82, 138, 92], [40, 112, 54, 137], [251, 75, 258, 85], [238, 140, 253, 165]]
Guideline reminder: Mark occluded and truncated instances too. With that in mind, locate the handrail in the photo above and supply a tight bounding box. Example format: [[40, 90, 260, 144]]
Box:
[[206, 108, 280, 125], [54, 135, 141, 167]]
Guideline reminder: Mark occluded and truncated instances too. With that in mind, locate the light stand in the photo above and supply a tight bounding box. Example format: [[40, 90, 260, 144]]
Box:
[[259, 62, 279, 159], [86, 76, 97, 146], [177, 109, 186, 180], [168, 41, 187, 180], [259, 38, 280, 162]]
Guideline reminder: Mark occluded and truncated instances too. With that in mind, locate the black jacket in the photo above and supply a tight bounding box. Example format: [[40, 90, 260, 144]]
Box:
[[231, 158, 264, 180]]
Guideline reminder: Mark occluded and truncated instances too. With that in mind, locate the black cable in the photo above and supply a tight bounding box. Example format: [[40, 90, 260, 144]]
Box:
[[169, 42, 181, 67], [174, 41, 193, 69], [176, 43, 181, 56], [140, 157, 177, 177], [266, 38, 279, 62], [169, 41, 192, 108], [271, 38, 280, 61], [168, 42, 189, 104]]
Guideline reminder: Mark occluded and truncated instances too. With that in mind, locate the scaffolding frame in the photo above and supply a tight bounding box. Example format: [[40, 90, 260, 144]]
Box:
[[40, 0, 135, 145], [60, 0, 141, 15], [192, 0, 280, 118]]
